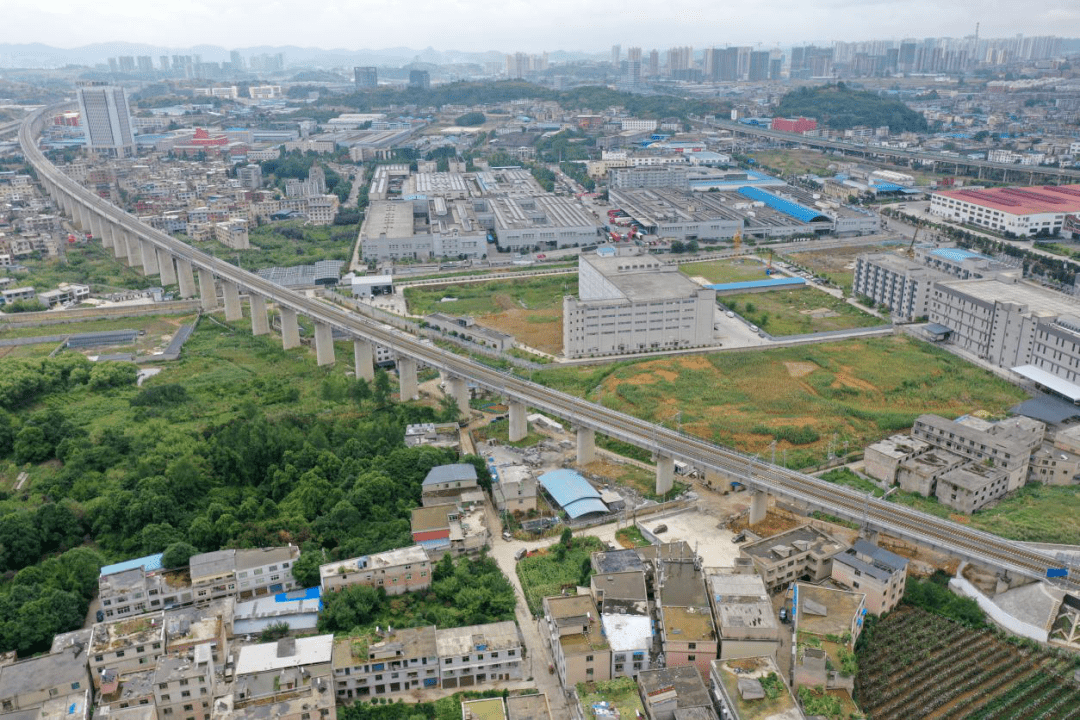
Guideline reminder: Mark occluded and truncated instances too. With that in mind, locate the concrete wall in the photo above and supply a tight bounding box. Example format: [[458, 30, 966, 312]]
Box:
[[949, 576, 1049, 642]]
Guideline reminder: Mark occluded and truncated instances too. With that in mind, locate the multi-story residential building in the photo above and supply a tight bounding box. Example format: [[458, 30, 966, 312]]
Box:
[[332, 626, 440, 700], [410, 503, 489, 558], [709, 656, 805, 720], [608, 165, 690, 190], [706, 568, 781, 660], [830, 540, 908, 615], [935, 463, 1012, 513], [96, 669, 156, 716], [89, 613, 167, 690], [852, 252, 941, 322], [37, 283, 91, 309], [228, 636, 336, 720], [435, 622, 523, 689], [76, 82, 136, 157], [542, 594, 612, 687], [600, 612, 652, 679], [164, 600, 233, 664], [421, 464, 480, 507], [506, 693, 552, 720], [153, 650, 216, 720], [636, 665, 718, 720], [190, 546, 301, 603], [0, 643, 91, 714], [911, 414, 1044, 491], [319, 545, 432, 596], [491, 466, 538, 515], [863, 434, 932, 486], [657, 560, 717, 677], [213, 219, 250, 250], [740, 526, 846, 593], [563, 253, 716, 359]]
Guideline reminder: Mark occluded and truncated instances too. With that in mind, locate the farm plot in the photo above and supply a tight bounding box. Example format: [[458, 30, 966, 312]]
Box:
[[404, 275, 575, 355], [856, 607, 1080, 719]]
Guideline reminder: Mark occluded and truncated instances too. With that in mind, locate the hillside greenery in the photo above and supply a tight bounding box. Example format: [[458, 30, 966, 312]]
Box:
[[775, 84, 928, 132], [0, 320, 483, 657], [317, 80, 730, 121]]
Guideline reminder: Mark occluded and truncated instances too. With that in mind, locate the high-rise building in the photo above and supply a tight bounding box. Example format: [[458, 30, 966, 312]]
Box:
[[230, 50, 244, 72], [159, 55, 170, 72], [76, 82, 136, 158], [626, 47, 642, 86], [611, 45, 621, 65], [136, 56, 153, 73], [117, 56, 135, 72], [748, 51, 770, 81], [409, 70, 431, 89], [648, 49, 659, 77], [354, 66, 378, 88]]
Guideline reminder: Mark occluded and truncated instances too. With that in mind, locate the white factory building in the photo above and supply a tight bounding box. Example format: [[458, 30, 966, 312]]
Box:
[[562, 252, 716, 358], [929, 184, 1080, 237]]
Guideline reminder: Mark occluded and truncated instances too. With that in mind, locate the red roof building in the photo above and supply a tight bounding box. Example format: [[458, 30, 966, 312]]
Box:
[[771, 117, 818, 134], [929, 184, 1080, 237]]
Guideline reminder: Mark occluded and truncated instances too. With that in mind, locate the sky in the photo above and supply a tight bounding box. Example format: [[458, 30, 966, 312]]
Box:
[[3, 0, 1079, 53]]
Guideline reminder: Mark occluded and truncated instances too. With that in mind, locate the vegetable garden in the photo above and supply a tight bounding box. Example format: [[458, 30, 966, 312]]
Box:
[[857, 607, 1080, 719]]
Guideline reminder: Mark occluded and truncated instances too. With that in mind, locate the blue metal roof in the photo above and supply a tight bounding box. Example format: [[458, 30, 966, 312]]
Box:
[[275, 586, 321, 603], [539, 469, 609, 519], [737, 186, 831, 224], [930, 247, 988, 263], [871, 181, 905, 192], [423, 463, 477, 486], [100, 552, 164, 577], [708, 277, 805, 292]]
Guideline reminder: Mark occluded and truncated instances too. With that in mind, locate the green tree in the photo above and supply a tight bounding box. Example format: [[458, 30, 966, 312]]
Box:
[[373, 369, 393, 407], [13, 425, 51, 464], [162, 541, 199, 570]]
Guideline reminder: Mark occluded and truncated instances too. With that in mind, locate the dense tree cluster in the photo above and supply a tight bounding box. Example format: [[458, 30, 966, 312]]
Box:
[[318, 553, 515, 635], [0, 350, 492, 655], [775, 84, 929, 133]]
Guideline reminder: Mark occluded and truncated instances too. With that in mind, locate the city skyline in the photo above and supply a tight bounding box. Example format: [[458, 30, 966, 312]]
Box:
[[2, 0, 1078, 56]]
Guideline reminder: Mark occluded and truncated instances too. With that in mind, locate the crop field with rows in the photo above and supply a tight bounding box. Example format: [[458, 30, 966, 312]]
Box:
[[857, 607, 1080, 719]]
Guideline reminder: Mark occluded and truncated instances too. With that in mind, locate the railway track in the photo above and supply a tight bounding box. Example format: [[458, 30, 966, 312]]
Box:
[[21, 105, 1080, 590]]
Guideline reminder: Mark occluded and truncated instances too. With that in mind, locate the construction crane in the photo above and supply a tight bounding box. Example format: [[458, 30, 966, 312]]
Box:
[[906, 223, 921, 258]]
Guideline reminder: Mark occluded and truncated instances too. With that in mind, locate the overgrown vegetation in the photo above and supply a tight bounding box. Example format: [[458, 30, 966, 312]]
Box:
[[318, 554, 515, 634], [516, 534, 605, 614], [775, 84, 928, 133]]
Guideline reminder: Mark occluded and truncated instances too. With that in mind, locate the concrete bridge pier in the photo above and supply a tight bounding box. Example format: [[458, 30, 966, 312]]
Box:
[[397, 357, 418, 400], [656, 454, 675, 496], [197, 268, 218, 311], [508, 400, 527, 442], [76, 203, 90, 232], [89, 214, 107, 249], [577, 427, 596, 465], [125, 233, 143, 270], [749, 490, 768, 525], [279, 307, 301, 349], [156, 248, 177, 286], [175, 258, 197, 299], [111, 224, 129, 260], [222, 280, 243, 321], [250, 295, 270, 336], [446, 376, 470, 418], [314, 321, 336, 366], [140, 238, 159, 276], [99, 217, 116, 251], [353, 339, 374, 381]]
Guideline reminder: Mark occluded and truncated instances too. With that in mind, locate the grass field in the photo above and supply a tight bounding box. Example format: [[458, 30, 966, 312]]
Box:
[[14, 241, 159, 293], [721, 287, 883, 336], [515, 536, 605, 614], [783, 243, 905, 294], [679, 257, 770, 284], [210, 221, 357, 270], [405, 275, 576, 355], [535, 336, 1027, 469]]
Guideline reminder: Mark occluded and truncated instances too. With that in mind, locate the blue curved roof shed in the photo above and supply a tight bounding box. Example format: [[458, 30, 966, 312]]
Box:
[[929, 247, 988, 263], [737, 186, 831, 223], [539, 469, 609, 519]]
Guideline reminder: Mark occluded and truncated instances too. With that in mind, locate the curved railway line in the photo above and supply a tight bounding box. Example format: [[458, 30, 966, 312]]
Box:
[[20, 104, 1080, 590]]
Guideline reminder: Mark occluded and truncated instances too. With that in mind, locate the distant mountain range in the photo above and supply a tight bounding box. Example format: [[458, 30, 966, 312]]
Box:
[[0, 43, 606, 69]]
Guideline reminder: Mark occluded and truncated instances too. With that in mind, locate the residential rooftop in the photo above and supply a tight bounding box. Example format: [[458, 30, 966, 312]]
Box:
[[661, 605, 715, 643], [711, 656, 804, 720], [659, 561, 709, 608], [90, 613, 165, 653], [462, 698, 507, 720], [638, 665, 712, 711], [435, 621, 520, 657], [795, 584, 865, 639], [233, 634, 334, 676], [319, 545, 429, 580], [332, 625, 438, 668], [506, 693, 552, 720], [740, 526, 845, 564]]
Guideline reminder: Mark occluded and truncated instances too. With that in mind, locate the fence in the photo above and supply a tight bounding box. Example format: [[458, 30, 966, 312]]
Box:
[[0, 300, 201, 328]]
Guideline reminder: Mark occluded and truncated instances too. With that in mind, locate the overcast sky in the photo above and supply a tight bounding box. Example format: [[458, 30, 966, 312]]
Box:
[[3, 0, 1078, 53]]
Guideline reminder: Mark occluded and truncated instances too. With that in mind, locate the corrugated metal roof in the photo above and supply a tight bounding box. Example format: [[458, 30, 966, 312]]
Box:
[[930, 247, 988, 263], [423, 463, 477, 486], [708, 277, 805, 292], [1013, 364, 1080, 403], [100, 552, 164, 577], [538, 469, 609, 519], [737, 186, 830, 223]]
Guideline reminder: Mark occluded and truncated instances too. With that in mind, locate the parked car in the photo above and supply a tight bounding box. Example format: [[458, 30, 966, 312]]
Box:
[[726, 311, 735, 318], [514, 548, 527, 561], [653, 524, 668, 534], [96, 609, 105, 623], [502, 530, 513, 541], [731, 533, 746, 543], [779, 607, 789, 623]]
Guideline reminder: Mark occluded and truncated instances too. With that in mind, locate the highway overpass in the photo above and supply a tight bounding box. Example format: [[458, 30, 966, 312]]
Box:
[[711, 119, 1080, 183], [20, 103, 1079, 589]]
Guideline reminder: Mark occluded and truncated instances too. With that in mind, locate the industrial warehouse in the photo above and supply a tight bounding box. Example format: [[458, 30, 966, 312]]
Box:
[[608, 185, 879, 241], [929, 184, 1080, 237]]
